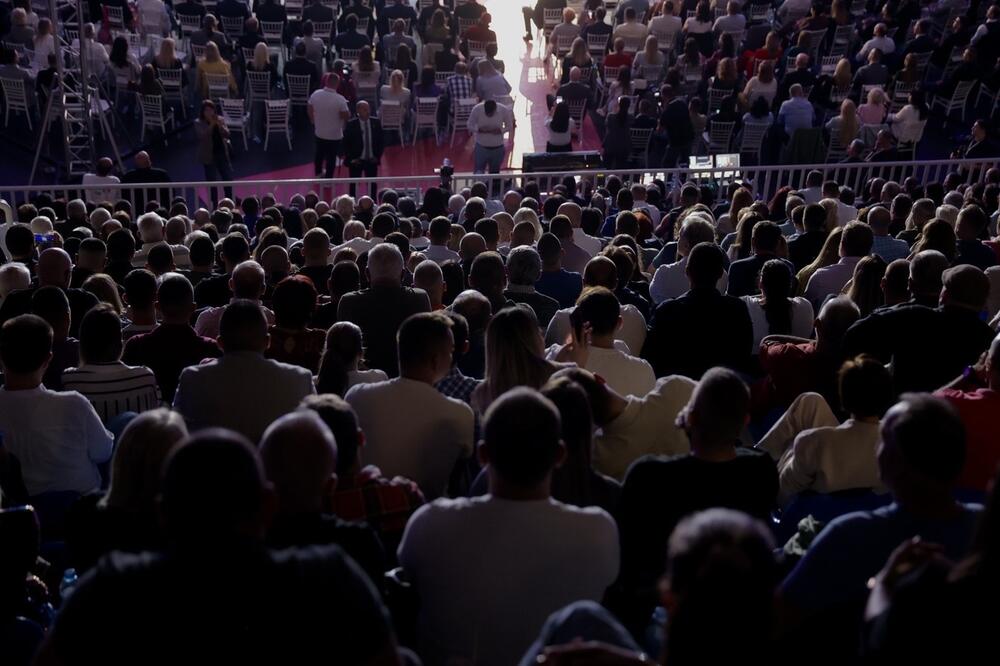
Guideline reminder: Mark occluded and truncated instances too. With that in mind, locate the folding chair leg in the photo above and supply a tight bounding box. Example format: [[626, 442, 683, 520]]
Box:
[[242, 127, 248, 150], [286, 129, 292, 150]]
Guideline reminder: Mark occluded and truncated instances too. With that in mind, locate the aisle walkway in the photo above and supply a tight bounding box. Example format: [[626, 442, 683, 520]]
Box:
[[246, 0, 603, 182]]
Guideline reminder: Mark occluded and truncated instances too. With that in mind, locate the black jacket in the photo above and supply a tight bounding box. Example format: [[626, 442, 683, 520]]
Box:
[[343, 117, 385, 162]]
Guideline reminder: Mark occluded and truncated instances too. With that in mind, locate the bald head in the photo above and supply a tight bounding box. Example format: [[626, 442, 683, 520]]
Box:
[[134, 151, 151, 169], [459, 232, 487, 261], [260, 411, 337, 514], [569, 66, 582, 82], [231, 260, 266, 299], [37, 248, 72, 288], [557, 202, 582, 228]]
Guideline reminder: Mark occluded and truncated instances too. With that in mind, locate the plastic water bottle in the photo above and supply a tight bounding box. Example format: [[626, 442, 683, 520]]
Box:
[[59, 568, 78, 601]]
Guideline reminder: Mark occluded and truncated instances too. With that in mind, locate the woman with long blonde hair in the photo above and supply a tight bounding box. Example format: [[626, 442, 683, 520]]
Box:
[[827, 98, 859, 145], [472, 306, 564, 412], [797, 226, 844, 295]]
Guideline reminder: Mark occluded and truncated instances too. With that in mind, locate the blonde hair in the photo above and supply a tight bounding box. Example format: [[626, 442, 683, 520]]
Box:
[[204, 41, 221, 63], [866, 87, 886, 107], [390, 69, 404, 92], [102, 409, 188, 512], [82, 273, 125, 314], [157, 37, 176, 66], [797, 227, 843, 294], [833, 58, 852, 87], [482, 306, 557, 408], [838, 98, 859, 144], [253, 42, 269, 69]]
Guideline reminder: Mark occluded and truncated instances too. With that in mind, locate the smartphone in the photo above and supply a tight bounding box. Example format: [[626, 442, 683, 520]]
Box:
[[555, 96, 563, 104], [34, 233, 56, 249]]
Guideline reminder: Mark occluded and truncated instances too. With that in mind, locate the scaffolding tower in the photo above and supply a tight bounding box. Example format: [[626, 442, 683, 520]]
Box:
[[30, 0, 122, 183]]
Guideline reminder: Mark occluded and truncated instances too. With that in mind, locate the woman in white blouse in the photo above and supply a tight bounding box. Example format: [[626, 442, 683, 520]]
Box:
[[315, 322, 389, 395], [740, 59, 777, 110], [545, 100, 576, 152], [741, 258, 814, 352], [888, 88, 929, 144], [683, 1, 713, 39], [631, 35, 666, 82], [379, 69, 411, 121], [31, 17, 55, 71]]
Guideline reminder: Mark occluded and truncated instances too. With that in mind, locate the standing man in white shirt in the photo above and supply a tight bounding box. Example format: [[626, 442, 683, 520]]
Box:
[[467, 99, 514, 176], [346, 311, 474, 498], [308, 73, 350, 179], [0, 314, 113, 496], [398, 387, 619, 666]]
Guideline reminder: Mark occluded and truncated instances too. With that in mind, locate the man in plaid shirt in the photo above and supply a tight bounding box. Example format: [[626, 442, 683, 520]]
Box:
[[301, 394, 424, 562], [443, 62, 475, 120]]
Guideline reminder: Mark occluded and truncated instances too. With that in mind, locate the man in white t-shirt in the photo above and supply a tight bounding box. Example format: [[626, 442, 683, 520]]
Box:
[[346, 311, 474, 498], [398, 387, 619, 666], [0, 314, 113, 495], [308, 73, 350, 178], [547, 287, 654, 397], [81, 157, 121, 205]]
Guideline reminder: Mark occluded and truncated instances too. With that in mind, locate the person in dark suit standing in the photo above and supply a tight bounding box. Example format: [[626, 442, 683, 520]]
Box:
[[343, 101, 384, 199]]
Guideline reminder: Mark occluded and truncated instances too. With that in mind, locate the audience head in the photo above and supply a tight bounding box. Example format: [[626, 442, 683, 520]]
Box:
[[481, 387, 564, 493]]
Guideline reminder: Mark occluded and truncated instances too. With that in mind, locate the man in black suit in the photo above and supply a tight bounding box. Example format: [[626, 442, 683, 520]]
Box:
[[900, 19, 936, 60], [120, 151, 172, 213], [338, 243, 431, 377], [658, 84, 694, 168], [726, 221, 796, 298], [216, 0, 250, 22], [285, 41, 320, 92], [546, 65, 591, 109], [343, 101, 384, 200]]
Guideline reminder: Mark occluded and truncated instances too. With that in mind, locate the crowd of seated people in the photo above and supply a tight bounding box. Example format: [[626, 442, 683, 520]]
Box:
[[536, 0, 1000, 169], [0, 0, 514, 151], [2, 146, 1000, 663]]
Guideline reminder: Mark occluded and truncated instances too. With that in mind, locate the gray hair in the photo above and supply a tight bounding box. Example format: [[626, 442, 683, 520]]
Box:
[[506, 246, 542, 286], [0, 262, 31, 299], [367, 243, 404, 283], [137, 212, 165, 241]]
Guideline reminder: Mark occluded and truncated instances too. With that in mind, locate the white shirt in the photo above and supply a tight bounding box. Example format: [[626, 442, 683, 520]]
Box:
[[649, 256, 728, 305], [888, 105, 927, 144], [805, 256, 862, 309], [836, 201, 859, 226], [421, 243, 461, 264], [572, 227, 603, 256], [593, 376, 696, 480], [546, 344, 656, 398], [546, 304, 647, 358], [398, 495, 619, 666], [346, 368, 388, 389], [61, 362, 161, 424], [798, 185, 823, 204], [330, 236, 374, 259], [467, 102, 514, 148], [857, 35, 895, 60], [346, 377, 474, 499], [613, 20, 649, 44], [0, 386, 113, 495], [195, 300, 275, 339], [81, 173, 121, 204], [778, 419, 884, 504], [649, 14, 682, 40], [308, 87, 350, 140], [131, 241, 192, 269], [740, 295, 815, 352]]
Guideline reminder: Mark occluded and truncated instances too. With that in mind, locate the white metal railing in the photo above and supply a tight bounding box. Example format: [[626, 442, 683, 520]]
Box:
[[4, 158, 998, 213]]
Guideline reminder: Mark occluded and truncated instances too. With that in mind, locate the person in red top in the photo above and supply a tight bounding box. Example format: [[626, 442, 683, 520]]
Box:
[[461, 12, 497, 49], [300, 394, 425, 562], [751, 296, 860, 420], [742, 29, 782, 78], [935, 334, 1000, 493], [122, 272, 221, 403], [603, 37, 635, 69]]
